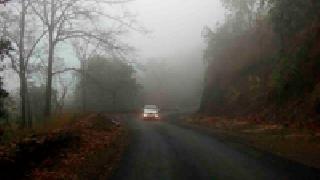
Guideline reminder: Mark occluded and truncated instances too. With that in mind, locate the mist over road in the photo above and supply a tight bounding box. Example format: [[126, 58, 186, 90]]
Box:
[[112, 114, 320, 180]]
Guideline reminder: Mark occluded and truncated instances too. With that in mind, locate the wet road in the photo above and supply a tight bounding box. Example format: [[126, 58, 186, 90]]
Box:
[[112, 114, 320, 180]]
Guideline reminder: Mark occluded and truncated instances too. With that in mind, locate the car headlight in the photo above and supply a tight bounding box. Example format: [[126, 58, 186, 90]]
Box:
[[155, 114, 159, 117], [143, 113, 147, 117]]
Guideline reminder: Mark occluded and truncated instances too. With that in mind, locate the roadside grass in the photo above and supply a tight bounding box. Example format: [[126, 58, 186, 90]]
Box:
[[187, 116, 320, 169], [0, 113, 81, 145], [31, 114, 128, 180], [0, 113, 127, 179], [32, 113, 80, 133]]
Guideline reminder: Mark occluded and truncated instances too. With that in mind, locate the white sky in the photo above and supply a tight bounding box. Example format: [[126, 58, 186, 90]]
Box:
[[126, 0, 225, 59]]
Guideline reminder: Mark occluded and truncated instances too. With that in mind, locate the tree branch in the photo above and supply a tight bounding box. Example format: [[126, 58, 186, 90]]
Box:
[[7, 53, 20, 74], [29, 0, 50, 26], [52, 67, 80, 75], [25, 30, 47, 64]]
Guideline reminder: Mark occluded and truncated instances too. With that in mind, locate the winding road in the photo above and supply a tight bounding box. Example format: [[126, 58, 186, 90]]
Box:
[[112, 114, 320, 180]]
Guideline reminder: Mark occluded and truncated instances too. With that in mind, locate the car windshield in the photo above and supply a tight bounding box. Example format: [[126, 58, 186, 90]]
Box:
[[144, 108, 158, 114], [144, 105, 157, 109]]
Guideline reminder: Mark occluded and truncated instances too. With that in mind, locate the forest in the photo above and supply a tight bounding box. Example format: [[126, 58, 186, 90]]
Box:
[[201, 0, 320, 122], [0, 0, 142, 178], [0, 0, 143, 129]]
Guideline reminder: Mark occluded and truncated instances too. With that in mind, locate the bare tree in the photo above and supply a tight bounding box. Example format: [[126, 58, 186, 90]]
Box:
[[19, 0, 27, 127], [0, 0, 46, 127], [29, 0, 140, 117]]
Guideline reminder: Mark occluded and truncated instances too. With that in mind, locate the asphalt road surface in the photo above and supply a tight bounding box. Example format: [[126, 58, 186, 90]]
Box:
[[112, 114, 320, 180]]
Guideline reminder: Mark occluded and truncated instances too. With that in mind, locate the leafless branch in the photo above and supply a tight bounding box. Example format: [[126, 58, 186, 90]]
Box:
[[25, 30, 47, 63], [52, 67, 80, 75], [28, 0, 50, 26], [7, 53, 20, 73]]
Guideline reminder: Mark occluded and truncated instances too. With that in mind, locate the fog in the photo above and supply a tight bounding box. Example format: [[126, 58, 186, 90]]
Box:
[[126, 0, 225, 109], [1, 0, 226, 111], [127, 0, 225, 58], [1, 0, 320, 178], [0, 0, 228, 117]]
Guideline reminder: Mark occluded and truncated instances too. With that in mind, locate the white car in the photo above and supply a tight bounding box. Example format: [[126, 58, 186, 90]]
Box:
[[143, 105, 160, 120]]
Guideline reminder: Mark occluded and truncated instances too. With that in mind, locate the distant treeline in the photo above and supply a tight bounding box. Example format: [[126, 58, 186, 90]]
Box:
[[73, 56, 142, 113], [200, 0, 320, 121]]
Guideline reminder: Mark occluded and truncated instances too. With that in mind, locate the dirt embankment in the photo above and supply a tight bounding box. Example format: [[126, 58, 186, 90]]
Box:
[[186, 115, 320, 169], [0, 114, 127, 180]]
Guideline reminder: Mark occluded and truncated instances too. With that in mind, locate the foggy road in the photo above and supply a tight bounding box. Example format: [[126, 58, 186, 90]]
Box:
[[112, 114, 320, 180]]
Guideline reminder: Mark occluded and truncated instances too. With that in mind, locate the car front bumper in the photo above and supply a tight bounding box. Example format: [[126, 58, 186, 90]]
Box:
[[143, 114, 160, 120]]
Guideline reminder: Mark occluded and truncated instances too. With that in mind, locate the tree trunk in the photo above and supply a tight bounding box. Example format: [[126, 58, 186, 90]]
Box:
[[19, 74, 26, 127], [26, 83, 32, 128], [81, 61, 87, 111], [19, 0, 26, 128], [45, 28, 54, 117], [112, 92, 117, 112], [44, 0, 55, 117]]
